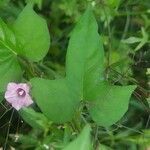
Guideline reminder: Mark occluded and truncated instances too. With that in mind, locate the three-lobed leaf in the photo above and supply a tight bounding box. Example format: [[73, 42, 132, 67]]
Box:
[[31, 7, 136, 127], [30, 8, 104, 123]]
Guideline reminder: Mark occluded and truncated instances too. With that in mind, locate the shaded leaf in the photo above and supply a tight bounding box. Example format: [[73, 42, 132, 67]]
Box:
[[10, 134, 38, 146], [19, 107, 50, 130], [26, 0, 43, 9], [122, 37, 141, 44]]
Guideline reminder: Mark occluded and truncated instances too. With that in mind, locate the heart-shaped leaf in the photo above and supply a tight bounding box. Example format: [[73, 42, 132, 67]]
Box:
[[13, 3, 50, 62], [31, 7, 136, 126], [63, 125, 92, 150], [30, 8, 104, 123]]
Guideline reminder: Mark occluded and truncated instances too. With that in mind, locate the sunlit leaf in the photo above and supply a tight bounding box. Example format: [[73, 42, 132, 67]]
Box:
[[31, 78, 79, 123], [14, 3, 50, 62], [88, 82, 136, 126]]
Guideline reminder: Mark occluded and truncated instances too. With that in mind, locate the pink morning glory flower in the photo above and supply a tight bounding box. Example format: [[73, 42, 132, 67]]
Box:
[[4, 83, 33, 110]]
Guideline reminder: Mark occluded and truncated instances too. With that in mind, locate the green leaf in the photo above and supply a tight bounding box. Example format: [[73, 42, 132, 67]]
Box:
[[63, 125, 92, 150], [31, 78, 79, 123], [134, 34, 148, 51], [122, 37, 141, 44], [0, 4, 50, 92], [13, 3, 50, 62], [30, 8, 136, 127], [0, 92, 3, 103], [0, 19, 22, 92], [66, 8, 104, 99], [122, 27, 148, 51], [88, 82, 136, 127], [30, 8, 103, 123], [19, 107, 50, 130]]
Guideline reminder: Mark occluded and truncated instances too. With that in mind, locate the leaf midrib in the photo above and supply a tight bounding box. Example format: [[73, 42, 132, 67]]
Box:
[[0, 39, 17, 56]]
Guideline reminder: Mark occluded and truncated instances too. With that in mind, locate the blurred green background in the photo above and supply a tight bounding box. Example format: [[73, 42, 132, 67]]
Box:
[[0, 0, 150, 149]]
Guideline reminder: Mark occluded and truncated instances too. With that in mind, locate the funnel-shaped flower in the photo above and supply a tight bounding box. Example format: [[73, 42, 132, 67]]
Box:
[[5, 83, 33, 110]]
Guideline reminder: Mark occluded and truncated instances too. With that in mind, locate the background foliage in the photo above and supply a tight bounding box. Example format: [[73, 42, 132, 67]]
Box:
[[0, 0, 149, 149]]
